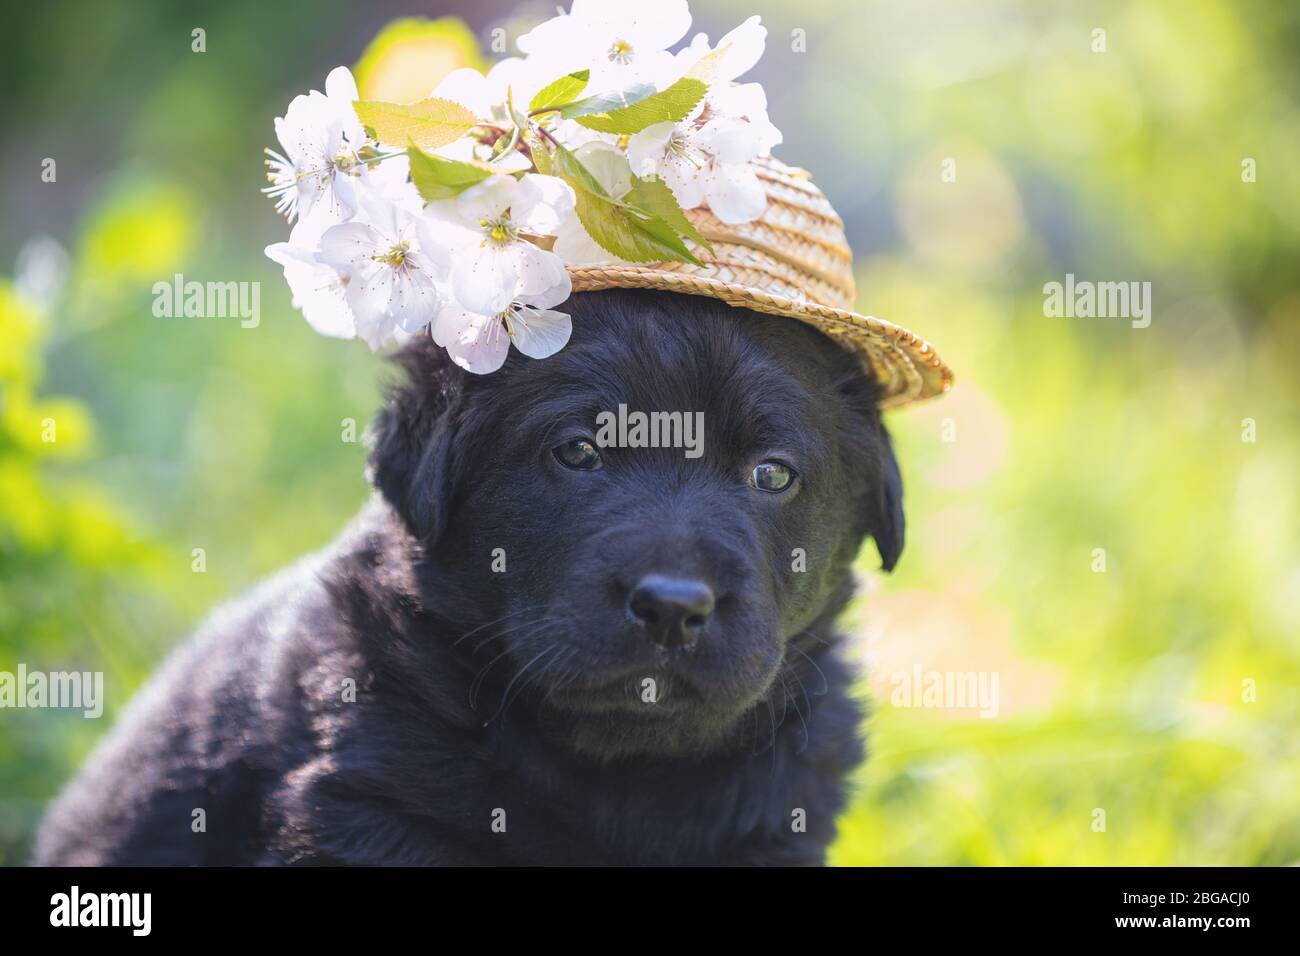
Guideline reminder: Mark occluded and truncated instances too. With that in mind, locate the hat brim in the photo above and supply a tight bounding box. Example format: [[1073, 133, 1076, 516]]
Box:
[[568, 266, 953, 409]]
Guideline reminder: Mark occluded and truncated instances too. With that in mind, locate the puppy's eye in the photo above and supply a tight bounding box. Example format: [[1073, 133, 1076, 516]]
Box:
[[554, 438, 602, 471], [750, 460, 795, 493]]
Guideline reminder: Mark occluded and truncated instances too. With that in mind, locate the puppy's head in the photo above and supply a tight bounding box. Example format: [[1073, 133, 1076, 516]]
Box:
[[370, 289, 903, 757]]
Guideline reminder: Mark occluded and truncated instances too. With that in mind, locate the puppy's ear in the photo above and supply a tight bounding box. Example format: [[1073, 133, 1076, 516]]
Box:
[[867, 427, 905, 573], [367, 342, 462, 542]]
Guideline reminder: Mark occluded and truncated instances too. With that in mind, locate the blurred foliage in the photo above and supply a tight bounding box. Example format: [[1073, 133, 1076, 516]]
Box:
[[1, 0, 1297, 865], [354, 16, 486, 102], [0, 281, 173, 861]]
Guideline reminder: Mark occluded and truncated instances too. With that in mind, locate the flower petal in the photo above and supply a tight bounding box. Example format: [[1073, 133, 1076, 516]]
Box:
[[319, 222, 383, 272], [391, 268, 442, 333], [431, 305, 476, 347], [278, 94, 334, 166], [626, 122, 676, 180], [430, 67, 494, 119], [485, 57, 550, 114], [709, 82, 767, 121], [512, 244, 570, 303], [345, 263, 394, 325], [509, 307, 571, 359], [356, 311, 398, 351], [445, 314, 510, 373], [264, 241, 314, 269], [356, 188, 405, 240], [574, 0, 692, 53], [365, 154, 422, 209], [512, 174, 575, 235], [695, 117, 765, 164], [453, 245, 517, 316], [553, 216, 615, 265], [704, 161, 767, 224], [325, 66, 359, 104], [288, 263, 356, 339], [411, 218, 452, 281], [708, 15, 766, 82], [661, 156, 706, 209], [455, 175, 518, 225]]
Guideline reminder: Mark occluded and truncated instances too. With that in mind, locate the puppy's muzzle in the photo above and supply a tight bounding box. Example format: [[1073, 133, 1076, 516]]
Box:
[[627, 574, 715, 649]]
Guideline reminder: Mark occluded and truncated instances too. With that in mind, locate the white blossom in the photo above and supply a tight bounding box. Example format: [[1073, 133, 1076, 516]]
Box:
[[261, 3, 786, 372], [625, 19, 781, 226], [316, 192, 451, 348], [264, 207, 357, 339], [517, 0, 692, 90], [262, 67, 386, 223], [432, 286, 573, 375], [425, 174, 574, 317]]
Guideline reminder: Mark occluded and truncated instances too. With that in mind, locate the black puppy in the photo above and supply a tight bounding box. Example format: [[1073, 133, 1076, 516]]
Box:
[[34, 288, 904, 866]]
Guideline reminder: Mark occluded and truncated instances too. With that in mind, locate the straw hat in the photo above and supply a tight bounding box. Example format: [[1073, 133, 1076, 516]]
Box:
[[568, 156, 953, 409]]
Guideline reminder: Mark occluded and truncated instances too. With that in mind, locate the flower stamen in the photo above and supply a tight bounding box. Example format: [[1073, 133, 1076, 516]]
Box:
[[479, 214, 519, 247], [608, 39, 634, 64], [374, 241, 412, 269]]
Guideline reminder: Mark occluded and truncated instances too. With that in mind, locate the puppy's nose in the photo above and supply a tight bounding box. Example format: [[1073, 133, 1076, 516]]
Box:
[[627, 575, 715, 647]]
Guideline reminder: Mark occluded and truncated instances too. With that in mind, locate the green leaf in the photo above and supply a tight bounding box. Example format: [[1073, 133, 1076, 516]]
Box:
[[572, 188, 703, 265], [550, 143, 615, 196], [557, 83, 657, 121], [558, 40, 734, 132], [548, 145, 703, 266], [529, 70, 590, 113], [353, 97, 477, 150], [571, 77, 708, 135], [505, 85, 529, 133], [407, 147, 494, 202], [532, 143, 554, 176], [626, 175, 713, 256]]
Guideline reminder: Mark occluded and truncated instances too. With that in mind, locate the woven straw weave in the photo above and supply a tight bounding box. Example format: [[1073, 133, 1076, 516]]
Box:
[[568, 156, 953, 408]]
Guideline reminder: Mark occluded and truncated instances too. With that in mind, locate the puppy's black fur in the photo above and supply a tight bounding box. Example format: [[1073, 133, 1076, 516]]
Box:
[[34, 289, 904, 866]]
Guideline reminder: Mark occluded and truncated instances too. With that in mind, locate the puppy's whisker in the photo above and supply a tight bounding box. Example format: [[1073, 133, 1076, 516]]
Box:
[[759, 691, 776, 763], [484, 642, 562, 726], [453, 604, 549, 647], [786, 664, 814, 728], [781, 666, 812, 754], [774, 670, 793, 733], [469, 617, 565, 709], [532, 645, 576, 714], [471, 614, 553, 655], [469, 647, 516, 709], [786, 642, 829, 696], [561, 654, 585, 692], [539, 647, 580, 708]]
